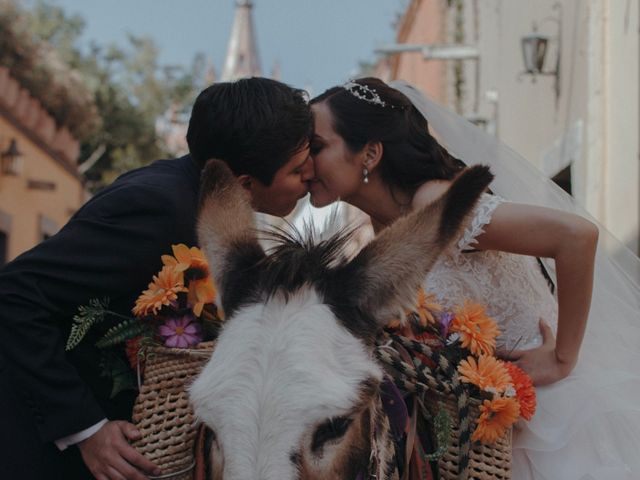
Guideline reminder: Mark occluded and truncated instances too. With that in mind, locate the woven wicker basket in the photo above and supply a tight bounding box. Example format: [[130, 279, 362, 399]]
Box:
[[430, 392, 512, 480], [131, 342, 214, 480], [130, 336, 510, 480], [376, 334, 512, 479]]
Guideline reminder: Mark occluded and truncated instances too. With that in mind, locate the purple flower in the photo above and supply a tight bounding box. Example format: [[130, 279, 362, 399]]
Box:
[[158, 315, 202, 348], [439, 312, 454, 338]]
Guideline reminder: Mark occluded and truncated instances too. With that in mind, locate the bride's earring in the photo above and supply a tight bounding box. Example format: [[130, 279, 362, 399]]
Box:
[[362, 167, 369, 184]]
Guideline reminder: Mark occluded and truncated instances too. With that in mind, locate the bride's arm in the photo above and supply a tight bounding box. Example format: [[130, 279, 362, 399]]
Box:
[[474, 203, 599, 385]]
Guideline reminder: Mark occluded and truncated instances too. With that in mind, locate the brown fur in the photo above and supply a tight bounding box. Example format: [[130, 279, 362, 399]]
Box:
[[349, 165, 493, 326], [209, 433, 224, 479], [297, 396, 397, 480], [197, 159, 262, 290]]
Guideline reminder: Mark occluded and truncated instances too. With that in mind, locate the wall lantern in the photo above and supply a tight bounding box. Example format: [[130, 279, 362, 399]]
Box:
[[519, 3, 562, 104], [1, 138, 22, 176]]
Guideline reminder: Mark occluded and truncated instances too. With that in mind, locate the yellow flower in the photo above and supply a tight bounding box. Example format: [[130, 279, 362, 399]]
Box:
[[451, 301, 500, 356], [457, 355, 512, 393], [188, 277, 217, 317], [162, 244, 210, 278], [472, 397, 520, 444], [132, 265, 187, 317], [414, 288, 442, 326]]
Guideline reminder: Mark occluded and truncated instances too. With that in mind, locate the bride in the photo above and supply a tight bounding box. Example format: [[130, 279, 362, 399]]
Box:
[[307, 77, 640, 479]]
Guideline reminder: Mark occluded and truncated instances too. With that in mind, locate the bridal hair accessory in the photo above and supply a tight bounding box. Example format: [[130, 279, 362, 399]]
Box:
[[342, 80, 403, 109]]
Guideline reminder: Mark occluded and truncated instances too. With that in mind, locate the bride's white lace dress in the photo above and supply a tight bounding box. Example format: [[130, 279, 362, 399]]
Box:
[[423, 194, 640, 480]]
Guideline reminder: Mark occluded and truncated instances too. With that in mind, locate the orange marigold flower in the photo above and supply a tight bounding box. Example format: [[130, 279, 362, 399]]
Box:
[[392, 289, 443, 331], [472, 397, 520, 444], [503, 361, 537, 421], [132, 265, 187, 317], [188, 277, 217, 317], [162, 244, 210, 278], [458, 355, 512, 393], [451, 301, 500, 356], [414, 288, 442, 326]]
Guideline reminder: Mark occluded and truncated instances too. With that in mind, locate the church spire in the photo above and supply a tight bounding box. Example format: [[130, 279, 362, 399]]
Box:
[[221, 0, 262, 81]]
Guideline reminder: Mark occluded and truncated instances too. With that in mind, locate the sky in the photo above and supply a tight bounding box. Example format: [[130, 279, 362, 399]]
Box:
[[45, 0, 405, 94]]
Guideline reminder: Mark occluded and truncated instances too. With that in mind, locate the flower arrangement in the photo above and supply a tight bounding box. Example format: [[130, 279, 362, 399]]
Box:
[[66, 244, 223, 396], [388, 289, 536, 445]]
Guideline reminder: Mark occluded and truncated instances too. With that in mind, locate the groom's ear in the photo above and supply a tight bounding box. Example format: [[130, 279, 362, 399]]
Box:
[[237, 174, 254, 192], [237, 174, 267, 212], [363, 141, 383, 172]]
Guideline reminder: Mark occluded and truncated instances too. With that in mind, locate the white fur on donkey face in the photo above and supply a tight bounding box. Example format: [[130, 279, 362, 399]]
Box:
[[189, 287, 383, 480]]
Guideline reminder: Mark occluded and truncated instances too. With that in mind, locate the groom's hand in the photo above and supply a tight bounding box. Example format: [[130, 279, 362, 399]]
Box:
[[498, 319, 575, 386], [78, 420, 160, 480]]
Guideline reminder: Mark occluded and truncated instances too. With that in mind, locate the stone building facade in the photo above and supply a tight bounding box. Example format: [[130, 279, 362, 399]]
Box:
[[0, 66, 86, 265], [379, 0, 639, 255]]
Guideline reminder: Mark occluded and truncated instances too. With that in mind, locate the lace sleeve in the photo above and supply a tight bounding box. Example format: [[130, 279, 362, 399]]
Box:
[[456, 193, 504, 251]]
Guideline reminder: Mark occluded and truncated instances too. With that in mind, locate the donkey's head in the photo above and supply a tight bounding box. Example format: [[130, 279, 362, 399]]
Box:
[[190, 160, 493, 480]]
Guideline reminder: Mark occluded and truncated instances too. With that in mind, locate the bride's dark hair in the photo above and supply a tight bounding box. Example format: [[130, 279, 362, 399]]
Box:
[[310, 77, 466, 195]]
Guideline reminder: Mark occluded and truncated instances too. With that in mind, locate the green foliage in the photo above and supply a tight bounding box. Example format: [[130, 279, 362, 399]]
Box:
[[67, 297, 151, 350], [425, 403, 453, 461], [66, 297, 110, 351], [0, 1, 99, 139], [67, 297, 143, 396], [0, 0, 207, 191], [25, 0, 85, 65], [99, 352, 137, 398], [95, 318, 152, 349]]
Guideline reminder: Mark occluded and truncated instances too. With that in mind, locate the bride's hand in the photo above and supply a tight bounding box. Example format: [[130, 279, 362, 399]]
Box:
[[499, 319, 576, 386]]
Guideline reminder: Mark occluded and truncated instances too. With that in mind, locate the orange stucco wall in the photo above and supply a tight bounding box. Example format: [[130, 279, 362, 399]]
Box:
[[392, 0, 448, 103], [0, 114, 85, 262]]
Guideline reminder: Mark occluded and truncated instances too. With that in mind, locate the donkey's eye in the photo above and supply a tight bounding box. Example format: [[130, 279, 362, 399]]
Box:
[[311, 416, 353, 452]]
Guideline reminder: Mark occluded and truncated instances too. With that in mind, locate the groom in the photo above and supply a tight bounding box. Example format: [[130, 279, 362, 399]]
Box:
[[0, 77, 314, 480]]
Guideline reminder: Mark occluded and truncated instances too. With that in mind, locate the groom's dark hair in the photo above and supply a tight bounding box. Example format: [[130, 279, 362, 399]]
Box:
[[187, 77, 313, 185]]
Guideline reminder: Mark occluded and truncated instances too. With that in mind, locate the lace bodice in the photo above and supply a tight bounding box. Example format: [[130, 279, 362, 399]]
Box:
[[424, 194, 558, 350]]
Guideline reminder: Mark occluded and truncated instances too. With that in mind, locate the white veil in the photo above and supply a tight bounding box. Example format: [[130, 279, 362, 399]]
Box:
[[390, 80, 640, 475], [390, 80, 640, 304]]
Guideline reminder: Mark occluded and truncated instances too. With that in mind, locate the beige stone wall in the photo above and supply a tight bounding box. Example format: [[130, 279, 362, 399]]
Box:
[[0, 68, 86, 262], [385, 0, 639, 254], [601, 0, 639, 253], [466, 0, 639, 254]]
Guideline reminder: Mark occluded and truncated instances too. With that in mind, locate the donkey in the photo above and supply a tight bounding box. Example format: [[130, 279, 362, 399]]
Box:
[[190, 159, 493, 480]]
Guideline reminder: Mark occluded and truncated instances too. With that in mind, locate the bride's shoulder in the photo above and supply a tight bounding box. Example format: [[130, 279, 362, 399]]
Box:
[[411, 180, 451, 209]]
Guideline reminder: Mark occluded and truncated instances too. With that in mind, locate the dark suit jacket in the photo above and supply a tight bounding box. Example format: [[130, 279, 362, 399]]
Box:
[[0, 155, 201, 479]]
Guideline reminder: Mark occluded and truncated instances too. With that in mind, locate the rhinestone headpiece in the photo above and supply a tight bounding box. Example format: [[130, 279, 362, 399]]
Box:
[[342, 80, 402, 109]]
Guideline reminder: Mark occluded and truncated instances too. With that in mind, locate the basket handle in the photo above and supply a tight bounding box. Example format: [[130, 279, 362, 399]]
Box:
[[376, 334, 474, 480]]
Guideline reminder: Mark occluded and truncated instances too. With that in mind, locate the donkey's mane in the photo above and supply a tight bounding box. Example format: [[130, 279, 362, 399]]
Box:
[[254, 222, 359, 300], [218, 220, 364, 319]]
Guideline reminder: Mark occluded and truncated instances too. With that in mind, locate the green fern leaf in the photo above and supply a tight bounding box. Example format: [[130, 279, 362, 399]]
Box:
[[96, 319, 150, 348], [424, 403, 453, 461], [66, 297, 111, 351]]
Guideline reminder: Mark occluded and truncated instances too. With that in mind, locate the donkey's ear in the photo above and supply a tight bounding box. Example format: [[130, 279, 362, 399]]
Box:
[[197, 159, 266, 316], [347, 165, 494, 328]]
